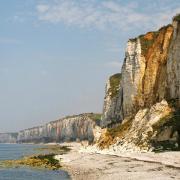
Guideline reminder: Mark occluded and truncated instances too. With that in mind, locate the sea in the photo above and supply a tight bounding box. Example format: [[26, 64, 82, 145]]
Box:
[[0, 144, 70, 180]]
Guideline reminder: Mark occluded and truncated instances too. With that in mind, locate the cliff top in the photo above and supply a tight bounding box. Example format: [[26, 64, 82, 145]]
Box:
[[52, 113, 102, 123], [173, 14, 180, 21], [19, 113, 102, 132], [129, 24, 172, 56], [0, 133, 18, 138], [0, 132, 18, 135]]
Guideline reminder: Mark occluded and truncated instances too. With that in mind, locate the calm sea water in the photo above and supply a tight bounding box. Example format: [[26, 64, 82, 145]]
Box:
[[0, 144, 70, 180]]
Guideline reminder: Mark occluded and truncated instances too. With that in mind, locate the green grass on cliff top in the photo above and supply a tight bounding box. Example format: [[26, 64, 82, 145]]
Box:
[[139, 32, 159, 56], [128, 32, 159, 56], [129, 24, 172, 56], [173, 14, 180, 21], [88, 113, 102, 120], [65, 113, 102, 121]]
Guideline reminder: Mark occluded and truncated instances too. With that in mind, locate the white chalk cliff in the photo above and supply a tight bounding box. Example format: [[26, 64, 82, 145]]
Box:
[[100, 15, 180, 151]]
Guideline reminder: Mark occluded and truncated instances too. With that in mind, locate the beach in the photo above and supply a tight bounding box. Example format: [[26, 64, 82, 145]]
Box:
[[55, 143, 180, 180]]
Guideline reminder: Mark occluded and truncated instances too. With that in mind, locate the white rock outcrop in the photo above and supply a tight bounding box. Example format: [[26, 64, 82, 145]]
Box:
[[167, 19, 180, 106], [121, 38, 145, 117], [101, 73, 122, 127], [17, 113, 100, 143]]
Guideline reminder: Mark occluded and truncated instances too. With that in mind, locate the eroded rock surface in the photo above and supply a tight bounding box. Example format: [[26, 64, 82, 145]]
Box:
[[100, 15, 180, 151], [17, 113, 101, 143], [99, 100, 180, 152], [101, 73, 122, 127], [167, 19, 180, 106], [122, 25, 173, 118]]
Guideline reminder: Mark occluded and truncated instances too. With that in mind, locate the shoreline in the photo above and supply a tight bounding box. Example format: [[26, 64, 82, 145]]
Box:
[[2, 142, 180, 179], [55, 142, 180, 180], [1, 144, 71, 171], [79, 144, 180, 169]]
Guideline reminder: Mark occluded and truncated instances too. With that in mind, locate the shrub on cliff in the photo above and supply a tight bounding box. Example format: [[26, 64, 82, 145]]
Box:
[[173, 14, 180, 21]]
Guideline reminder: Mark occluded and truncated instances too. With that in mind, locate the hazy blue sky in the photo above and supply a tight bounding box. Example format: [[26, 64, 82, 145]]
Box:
[[1, 0, 180, 132]]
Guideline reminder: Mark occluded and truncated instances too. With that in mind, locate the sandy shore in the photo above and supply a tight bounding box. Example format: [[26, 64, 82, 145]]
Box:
[[55, 142, 180, 180]]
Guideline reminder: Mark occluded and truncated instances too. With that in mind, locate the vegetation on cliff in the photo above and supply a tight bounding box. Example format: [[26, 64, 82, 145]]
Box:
[[87, 113, 102, 125], [98, 117, 133, 149], [139, 32, 159, 56], [129, 31, 159, 56], [108, 73, 122, 98], [151, 107, 180, 151], [98, 100, 180, 152], [63, 113, 102, 124], [129, 25, 172, 58], [173, 14, 180, 21]]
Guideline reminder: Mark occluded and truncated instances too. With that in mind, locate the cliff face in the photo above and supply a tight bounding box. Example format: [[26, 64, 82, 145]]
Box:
[[101, 73, 122, 127], [121, 25, 173, 118], [0, 133, 18, 143], [100, 15, 180, 151], [167, 20, 180, 106], [102, 25, 174, 127], [0, 16, 179, 152], [17, 113, 100, 143]]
